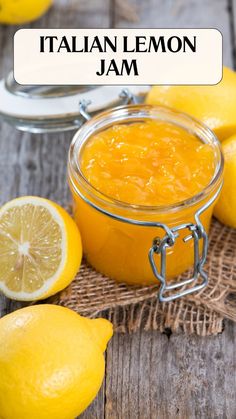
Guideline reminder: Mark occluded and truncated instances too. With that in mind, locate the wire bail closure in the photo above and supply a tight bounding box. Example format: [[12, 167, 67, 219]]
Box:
[[149, 223, 208, 302], [148, 182, 222, 302], [77, 90, 222, 303], [78, 88, 138, 122]]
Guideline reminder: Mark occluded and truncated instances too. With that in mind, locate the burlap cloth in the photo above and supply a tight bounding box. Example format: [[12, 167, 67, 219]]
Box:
[[51, 219, 236, 336]]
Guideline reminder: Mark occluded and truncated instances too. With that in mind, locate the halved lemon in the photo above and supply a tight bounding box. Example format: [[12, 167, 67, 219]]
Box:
[[0, 196, 82, 301]]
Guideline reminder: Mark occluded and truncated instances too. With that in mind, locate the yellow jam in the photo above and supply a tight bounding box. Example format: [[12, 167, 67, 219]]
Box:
[[69, 118, 218, 286], [81, 121, 215, 206]]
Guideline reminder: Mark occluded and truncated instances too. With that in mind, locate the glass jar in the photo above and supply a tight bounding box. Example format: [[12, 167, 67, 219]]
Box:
[[68, 105, 224, 302]]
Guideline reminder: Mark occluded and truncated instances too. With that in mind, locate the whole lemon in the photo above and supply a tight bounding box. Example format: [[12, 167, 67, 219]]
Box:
[[214, 135, 236, 228], [0, 0, 53, 24], [146, 67, 236, 141], [0, 305, 113, 419]]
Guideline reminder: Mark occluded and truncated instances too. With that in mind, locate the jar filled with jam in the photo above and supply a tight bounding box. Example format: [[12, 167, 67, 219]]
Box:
[[68, 104, 223, 301]]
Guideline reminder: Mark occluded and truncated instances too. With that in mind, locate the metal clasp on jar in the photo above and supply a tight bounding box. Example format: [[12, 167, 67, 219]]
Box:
[[149, 223, 208, 302], [78, 88, 139, 122], [148, 187, 222, 302]]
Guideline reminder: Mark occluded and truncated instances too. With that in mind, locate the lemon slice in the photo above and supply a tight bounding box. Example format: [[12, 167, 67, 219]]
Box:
[[0, 196, 82, 301]]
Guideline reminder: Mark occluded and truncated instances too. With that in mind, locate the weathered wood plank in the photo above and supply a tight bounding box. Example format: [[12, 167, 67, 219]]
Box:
[[0, 127, 106, 418], [114, 0, 233, 67], [0, 1, 111, 418], [229, 0, 236, 67], [105, 321, 236, 419]]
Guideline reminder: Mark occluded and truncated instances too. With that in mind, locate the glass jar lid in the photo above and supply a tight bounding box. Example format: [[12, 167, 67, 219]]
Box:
[[0, 71, 149, 133]]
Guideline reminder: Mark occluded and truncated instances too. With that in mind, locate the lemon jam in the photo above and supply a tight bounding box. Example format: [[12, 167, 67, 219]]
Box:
[[68, 105, 223, 286], [81, 121, 215, 207]]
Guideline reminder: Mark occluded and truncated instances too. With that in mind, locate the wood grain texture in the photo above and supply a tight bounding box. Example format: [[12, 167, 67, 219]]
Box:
[[0, 2, 110, 418], [105, 322, 236, 418], [114, 0, 233, 67], [229, 0, 236, 68], [0, 1, 236, 418]]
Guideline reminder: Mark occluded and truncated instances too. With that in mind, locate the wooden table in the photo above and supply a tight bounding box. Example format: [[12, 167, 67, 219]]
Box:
[[0, 1, 236, 417]]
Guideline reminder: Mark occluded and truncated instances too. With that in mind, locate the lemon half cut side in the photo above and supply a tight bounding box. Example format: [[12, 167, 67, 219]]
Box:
[[0, 196, 82, 301]]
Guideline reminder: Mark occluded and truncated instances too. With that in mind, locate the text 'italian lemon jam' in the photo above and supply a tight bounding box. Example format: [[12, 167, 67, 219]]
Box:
[[68, 105, 223, 290]]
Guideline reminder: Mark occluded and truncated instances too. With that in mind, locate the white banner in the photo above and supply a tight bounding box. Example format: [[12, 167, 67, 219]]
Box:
[[14, 29, 222, 85]]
